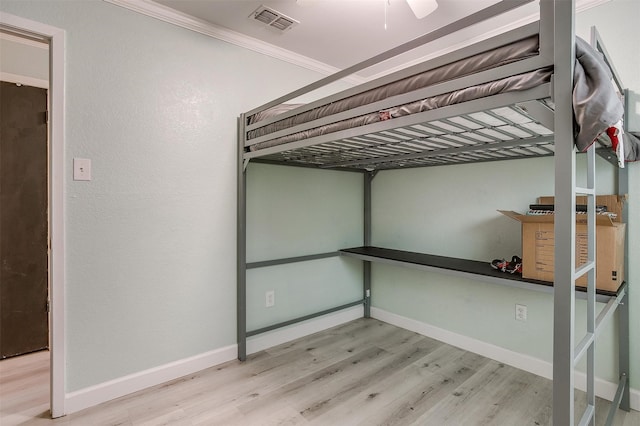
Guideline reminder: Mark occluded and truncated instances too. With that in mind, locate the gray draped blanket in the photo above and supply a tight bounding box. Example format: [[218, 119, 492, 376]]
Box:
[[574, 37, 639, 163]]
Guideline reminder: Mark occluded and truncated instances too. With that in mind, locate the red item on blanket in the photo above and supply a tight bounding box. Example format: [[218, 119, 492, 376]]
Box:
[[606, 126, 619, 151], [379, 110, 392, 121]]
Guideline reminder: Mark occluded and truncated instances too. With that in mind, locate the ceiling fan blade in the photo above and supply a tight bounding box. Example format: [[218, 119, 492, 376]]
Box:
[[406, 0, 438, 19], [296, 0, 438, 19]]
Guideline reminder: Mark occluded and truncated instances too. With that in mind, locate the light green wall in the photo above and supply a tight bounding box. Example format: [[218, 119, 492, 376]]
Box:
[[246, 257, 362, 331], [372, 156, 616, 260], [246, 164, 363, 330], [372, 156, 619, 381], [247, 164, 363, 261], [372, 0, 639, 390], [0, 0, 349, 392]]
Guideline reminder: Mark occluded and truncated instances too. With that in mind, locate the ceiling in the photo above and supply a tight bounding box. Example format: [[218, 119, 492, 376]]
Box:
[[149, 0, 597, 79]]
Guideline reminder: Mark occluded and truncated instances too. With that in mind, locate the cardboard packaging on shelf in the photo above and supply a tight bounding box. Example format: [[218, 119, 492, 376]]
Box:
[[499, 195, 625, 292]]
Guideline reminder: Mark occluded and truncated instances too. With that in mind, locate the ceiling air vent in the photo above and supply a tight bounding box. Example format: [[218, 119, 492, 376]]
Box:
[[249, 5, 299, 32]]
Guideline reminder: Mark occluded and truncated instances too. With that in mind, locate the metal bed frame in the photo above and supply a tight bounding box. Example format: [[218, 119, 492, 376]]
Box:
[[236, 0, 631, 424]]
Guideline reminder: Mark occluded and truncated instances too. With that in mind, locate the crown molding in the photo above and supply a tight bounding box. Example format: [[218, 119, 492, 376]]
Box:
[[103, 0, 363, 84], [577, 0, 612, 11]]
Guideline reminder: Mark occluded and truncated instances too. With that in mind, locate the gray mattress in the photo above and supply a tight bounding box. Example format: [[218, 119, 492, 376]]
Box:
[[249, 69, 551, 151], [247, 35, 541, 150]]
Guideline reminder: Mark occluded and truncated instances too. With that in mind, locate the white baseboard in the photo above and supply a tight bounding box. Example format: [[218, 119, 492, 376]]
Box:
[[63, 306, 636, 415], [371, 307, 639, 411], [247, 305, 364, 355], [65, 344, 237, 414], [64, 305, 363, 415]]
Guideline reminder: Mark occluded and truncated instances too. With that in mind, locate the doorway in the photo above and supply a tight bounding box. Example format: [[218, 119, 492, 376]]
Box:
[[0, 80, 49, 359], [0, 12, 65, 418]]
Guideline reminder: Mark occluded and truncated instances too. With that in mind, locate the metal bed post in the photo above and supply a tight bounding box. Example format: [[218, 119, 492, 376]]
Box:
[[617, 284, 630, 411], [551, 0, 577, 424], [582, 140, 598, 426], [618, 92, 631, 411], [592, 34, 631, 423], [237, 115, 247, 361], [603, 157, 630, 426], [363, 171, 377, 318]]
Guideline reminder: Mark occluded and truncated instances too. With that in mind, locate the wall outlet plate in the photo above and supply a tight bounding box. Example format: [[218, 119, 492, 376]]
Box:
[[265, 290, 275, 308], [515, 304, 527, 321]]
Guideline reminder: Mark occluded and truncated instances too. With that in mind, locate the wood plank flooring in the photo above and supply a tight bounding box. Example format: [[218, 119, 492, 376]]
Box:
[[1, 318, 638, 425]]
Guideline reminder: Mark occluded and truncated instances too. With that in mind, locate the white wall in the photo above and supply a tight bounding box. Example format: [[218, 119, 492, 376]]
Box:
[[372, 0, 639, 398], [0, 0, 348, 394]]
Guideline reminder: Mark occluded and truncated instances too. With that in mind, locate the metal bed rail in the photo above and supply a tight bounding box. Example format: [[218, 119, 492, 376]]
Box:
[[246, 300, 365, 338], [244, 51, 550, 149], [244, 85, 555, 166], [237, 246, 366, 360]]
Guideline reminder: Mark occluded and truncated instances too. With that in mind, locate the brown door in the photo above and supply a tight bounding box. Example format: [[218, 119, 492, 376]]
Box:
[[0, 81, 49, 359]]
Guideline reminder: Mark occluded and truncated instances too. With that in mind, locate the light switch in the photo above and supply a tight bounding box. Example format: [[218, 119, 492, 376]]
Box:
[[73, 158, 92, 181]]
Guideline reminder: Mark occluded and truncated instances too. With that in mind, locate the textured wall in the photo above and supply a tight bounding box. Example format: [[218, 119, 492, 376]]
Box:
[[246, 164, 363, 331], [0, 0, 353, 392]]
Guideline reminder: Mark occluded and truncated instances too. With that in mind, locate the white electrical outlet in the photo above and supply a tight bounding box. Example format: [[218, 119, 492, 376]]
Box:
[[265, 290, 275, 308], [515, 304, 527, 321]]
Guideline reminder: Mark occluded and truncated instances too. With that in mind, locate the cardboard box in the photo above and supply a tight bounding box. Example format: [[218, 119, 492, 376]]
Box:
[[499, 195, 626, 292]]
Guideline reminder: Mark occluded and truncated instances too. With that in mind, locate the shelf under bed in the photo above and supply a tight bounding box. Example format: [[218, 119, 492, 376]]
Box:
[[340, 246, 622, 300]]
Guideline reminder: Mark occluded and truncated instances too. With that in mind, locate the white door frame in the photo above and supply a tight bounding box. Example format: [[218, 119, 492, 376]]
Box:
[[0, 12, 66, 418]]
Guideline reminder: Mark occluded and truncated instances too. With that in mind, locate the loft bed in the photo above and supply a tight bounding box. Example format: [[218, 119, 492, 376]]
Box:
[[236, 1, 634, 425]]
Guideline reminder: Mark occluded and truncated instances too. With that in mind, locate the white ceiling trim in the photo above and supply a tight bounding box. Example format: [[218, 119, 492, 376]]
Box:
[[105, 0, 610, 84], [103, 0, 362, 84]]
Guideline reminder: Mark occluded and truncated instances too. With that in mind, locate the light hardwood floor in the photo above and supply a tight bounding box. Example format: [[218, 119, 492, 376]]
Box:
[[1, 319, 638, 425]]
